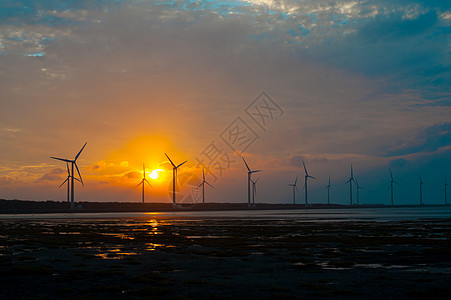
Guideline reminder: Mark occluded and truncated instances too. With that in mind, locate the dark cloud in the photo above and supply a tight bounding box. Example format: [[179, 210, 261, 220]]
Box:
[[36, 168, 64, 182], [386, 123, 451, 156]]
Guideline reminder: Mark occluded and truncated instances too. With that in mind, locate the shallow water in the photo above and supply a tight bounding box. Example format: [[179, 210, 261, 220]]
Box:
[[1, 205, 451, 221]]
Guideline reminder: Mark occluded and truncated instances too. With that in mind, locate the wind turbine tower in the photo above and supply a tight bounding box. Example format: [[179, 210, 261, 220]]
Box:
[[58, 162, 71, 204], [51, 142, 87, 210], [389, 168, 399, 206], [59, 162, 81, 204], [165, 153, 187, 208], [346, 164, 356, 205], [302, 160, 316, 206], [242, 157, 261, 208], [198, 168, 214, 204], [250, 177, 259, 206], [355, 179, 362, 205], [137, 164, 152, 203], [419, 175, 424, 205], [325, 176, 331, 205], [445, 176, 448, 205], [288, 176, 298, 204]]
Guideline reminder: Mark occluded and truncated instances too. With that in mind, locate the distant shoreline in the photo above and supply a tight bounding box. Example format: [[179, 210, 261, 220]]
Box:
[[0, 199, 447, 214]]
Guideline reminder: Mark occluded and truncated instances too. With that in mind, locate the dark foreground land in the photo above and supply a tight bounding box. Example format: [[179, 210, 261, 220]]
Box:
[[0, 199, 351, 214], [1, 217, 451, 300]]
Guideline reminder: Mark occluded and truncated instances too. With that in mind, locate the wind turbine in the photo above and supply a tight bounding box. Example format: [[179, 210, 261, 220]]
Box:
[[325, 176, 331, 205], [302, 160, 316, 206], [419, 175, 424, 205], [51, 142, 87, 210], [445, 176, 448, 205], [137, 164, 152, 203], [250, 177, 259, 206], [288, 176, 299, 204], [389, 168, 399, 206], [355, 178, 362, 205], [165, 153, 187, 208], [58, 162, 81, 204], [346, 164, 356, 205], [198, 168, 214, 204], [242, 157, 260, 208]]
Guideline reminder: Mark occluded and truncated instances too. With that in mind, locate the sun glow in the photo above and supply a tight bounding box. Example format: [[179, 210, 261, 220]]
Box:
[[149, 169, 163, 180]]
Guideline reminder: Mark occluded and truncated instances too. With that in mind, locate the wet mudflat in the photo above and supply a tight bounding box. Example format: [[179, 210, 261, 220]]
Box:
[[1, 217, 451, 299]]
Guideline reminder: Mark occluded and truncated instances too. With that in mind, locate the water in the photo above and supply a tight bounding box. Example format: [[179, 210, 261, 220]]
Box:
[[1, 206, 451, 221]]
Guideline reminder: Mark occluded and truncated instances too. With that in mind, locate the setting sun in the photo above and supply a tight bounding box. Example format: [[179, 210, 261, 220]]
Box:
[[149, 169, 163, 180]]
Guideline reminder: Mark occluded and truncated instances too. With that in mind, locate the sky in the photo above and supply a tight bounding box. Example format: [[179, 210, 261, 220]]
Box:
[[0, 0, 450, 205]]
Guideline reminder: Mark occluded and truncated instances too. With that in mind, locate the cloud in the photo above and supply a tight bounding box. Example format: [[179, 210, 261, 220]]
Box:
[[0, 175, 17, 185], [386, 123, 451, 156], [36, 167, 64, 182]]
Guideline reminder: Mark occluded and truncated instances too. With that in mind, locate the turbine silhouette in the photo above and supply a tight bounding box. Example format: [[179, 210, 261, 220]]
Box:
[[346, 164, 356, 205], [250, 177, 260, 206], [419, 175, 424, 205], [389, 168, 399, 206], [242, 157, 260, 208], [51, 142, 86, 210], [58, 162, 82, 204], [288, 176, 299, 204], [325, 176, 331, 205], [355, 178, 362, 205], [445, 176, 448, 205], [165, 153, 187, 208], [198, 168, 214, 204], [302, 160, 316, 205], [137, 164, 152, 203]]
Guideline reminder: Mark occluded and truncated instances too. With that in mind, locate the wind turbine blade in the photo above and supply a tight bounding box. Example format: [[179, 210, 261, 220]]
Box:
[[251, 170, 261, 174], [255, 177, 260, 184], [137, 180, 143, 187], [51, 157, 71, 163], [242, 157, 251, 172], [308, 175, 316, 179], [74, 163, 84, 186], [58, 178, 69, 188], [144, 179, 152, 187], [302, 160, 308, 175], [206, 182, 215, 189], [329, 176, 331, 185], [202, 168, 205, 181], [165, 153, 176, 168], [198, 182, 204, 188], [143, 164, 146, 177], [74, 142, 87, 161], [345, 179, 351, 184], [176, 160, 187, 168], [295, 175, 298, 185], [66, 162, 70, 175]]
